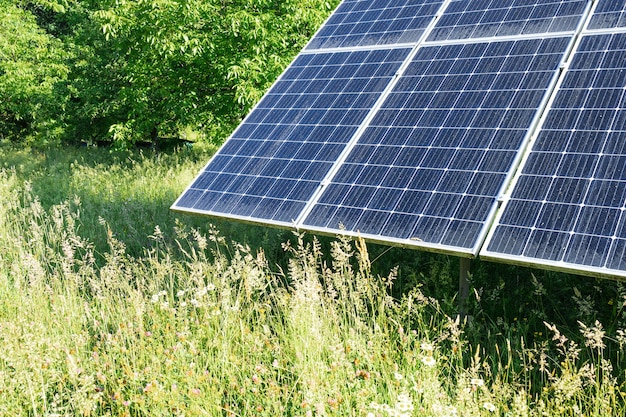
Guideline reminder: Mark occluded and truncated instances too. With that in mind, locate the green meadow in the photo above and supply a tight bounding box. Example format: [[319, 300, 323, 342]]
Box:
[[1, 142, 625, 416]]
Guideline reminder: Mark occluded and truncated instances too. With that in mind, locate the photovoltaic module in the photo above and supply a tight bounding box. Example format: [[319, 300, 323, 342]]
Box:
[[173, 0, 626, 279]]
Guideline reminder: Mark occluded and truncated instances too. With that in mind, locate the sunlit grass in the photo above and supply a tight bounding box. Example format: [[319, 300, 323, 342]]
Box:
[[1, 144, 626, 416]]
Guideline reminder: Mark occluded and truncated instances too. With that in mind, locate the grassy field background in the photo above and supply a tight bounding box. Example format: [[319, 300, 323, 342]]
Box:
[[1, 141, 626, 416]]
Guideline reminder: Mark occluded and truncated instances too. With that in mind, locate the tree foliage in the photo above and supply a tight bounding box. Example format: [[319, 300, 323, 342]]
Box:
[[0, 0, 337, 146], [0, 0, 69, 142]]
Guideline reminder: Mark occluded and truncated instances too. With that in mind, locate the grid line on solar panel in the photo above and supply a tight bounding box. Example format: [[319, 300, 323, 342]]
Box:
[[427, 0, 588, 42], [588, 0, 626, 30], [302, 36, 571, 252], [172, 47, 412, 223], [482, 32, 626, 276], [306, 0, 444, 50]]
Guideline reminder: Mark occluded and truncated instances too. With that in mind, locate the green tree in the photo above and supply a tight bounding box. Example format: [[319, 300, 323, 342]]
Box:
[[82, 0, 336, 146], [0, 0, 337, 146], [0, 0, 69, 142]]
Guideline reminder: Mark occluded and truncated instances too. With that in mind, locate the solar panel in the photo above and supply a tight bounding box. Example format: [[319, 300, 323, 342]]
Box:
[[306, 0, 444, 50], [482, 32, 626, 277], [173, 48, 411, 224], [588, 0, 626, 30], [174, 0, 626, 278], [428, 0, 588, 42], [302, 37, 571, 253]]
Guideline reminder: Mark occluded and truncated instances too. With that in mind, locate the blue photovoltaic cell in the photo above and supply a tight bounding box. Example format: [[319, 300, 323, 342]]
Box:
[[428, 0, 587, 42], [484, 33, 626, 274], [173, 48, 411, 223], [174, 0, 626, 277], [306, 0, 443, 50], [303, 37, 569, 251], [588, 0, 626, 30]]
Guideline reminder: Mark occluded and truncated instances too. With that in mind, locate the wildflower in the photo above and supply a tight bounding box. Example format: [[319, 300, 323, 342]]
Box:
[[396, 393, 414, 413], [483, 402, 496, 412], [394, 372, 404, 380], [151, 293, 159, 303], [421, 342, 434, 352], [206, 283, 216, 291], [421, 356, 436, 367], [397, 393, 410, 403], [177, 290, 185, 297]]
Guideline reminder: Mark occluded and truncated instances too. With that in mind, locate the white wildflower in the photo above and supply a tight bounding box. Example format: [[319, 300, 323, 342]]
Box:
[[421, 341, 435, 352], [483, 402, 496, 412], [369, 402, 381, 411], [396, 393, 414, 413], [421, 355, 436, 367]]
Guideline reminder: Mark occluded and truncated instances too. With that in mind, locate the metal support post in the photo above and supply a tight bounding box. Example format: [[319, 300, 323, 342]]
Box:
[[458, 257, 471, 322]]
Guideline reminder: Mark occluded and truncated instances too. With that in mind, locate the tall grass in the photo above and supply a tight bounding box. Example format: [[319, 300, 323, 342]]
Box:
[[1, 145, 626, 416]]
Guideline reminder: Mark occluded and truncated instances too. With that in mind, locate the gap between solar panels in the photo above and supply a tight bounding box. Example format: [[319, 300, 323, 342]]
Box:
[[172, 0, 626, 303]]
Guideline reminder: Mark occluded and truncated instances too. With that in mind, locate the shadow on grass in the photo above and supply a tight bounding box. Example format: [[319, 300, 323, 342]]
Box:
[[0, 141, 297, 265]]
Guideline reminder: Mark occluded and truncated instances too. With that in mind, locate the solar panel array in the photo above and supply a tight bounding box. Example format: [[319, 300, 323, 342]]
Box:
[[175, 48, 410, 224], [482, 5, 626, 277], [305, 0, 444, 50], [303, 37, 569, 253], [173, 0, 626, 279], [428, 0, 587, 42]]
